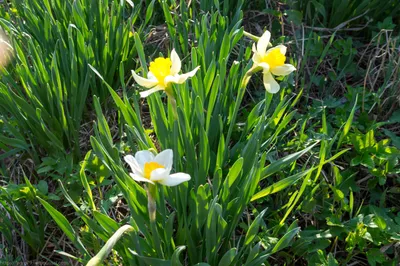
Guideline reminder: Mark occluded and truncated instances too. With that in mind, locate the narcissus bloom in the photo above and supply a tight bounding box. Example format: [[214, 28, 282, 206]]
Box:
[[132, 49, 200, 98], [124, 149, 191, 187], [0, 31, 12, 68], [251, 30, 296, 93]]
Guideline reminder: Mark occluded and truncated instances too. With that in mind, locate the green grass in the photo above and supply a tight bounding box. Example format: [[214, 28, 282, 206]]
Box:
[[0, 0, 399, 265]]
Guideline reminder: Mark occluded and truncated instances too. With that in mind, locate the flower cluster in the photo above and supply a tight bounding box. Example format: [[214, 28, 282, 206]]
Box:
[[126, 30, 296, 188]]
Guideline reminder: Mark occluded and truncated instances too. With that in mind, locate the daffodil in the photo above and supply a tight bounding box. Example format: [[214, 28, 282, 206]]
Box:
[[124, 149, 190, 187], [251, 30, 296, 93], [132, 49, 200, 98], [0, 31, 12, 68]]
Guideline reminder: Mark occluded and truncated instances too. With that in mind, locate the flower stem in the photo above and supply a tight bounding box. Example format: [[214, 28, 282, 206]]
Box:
[[224, 70, 253, 162], [165, 85, 178, 120], [146, 184, 164, 258], [243, 30, 260, 42], [165, 91, 178, 121], [243, 30, 273, 48]]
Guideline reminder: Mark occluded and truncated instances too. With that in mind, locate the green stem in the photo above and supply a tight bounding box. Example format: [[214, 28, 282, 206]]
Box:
[[243, 30, 260, 42], [224, 70, 253, 162], [146, 184, 164, 258], [243, 30, 272, 48], [167, 92, 178, 120]]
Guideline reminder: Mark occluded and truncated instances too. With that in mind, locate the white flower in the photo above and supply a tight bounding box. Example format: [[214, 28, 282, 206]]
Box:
[[0, 31, 12, 68], [131, 49, 200, 98], [124, 149, 191, 187], [251, 30, 296, 94]]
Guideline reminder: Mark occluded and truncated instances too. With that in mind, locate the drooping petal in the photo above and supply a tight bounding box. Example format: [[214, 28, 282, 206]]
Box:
[[150, 168, 170, 181], [265, 44, 287, 56], [257, 30, 271, 56], [154, 149, 173, 170], [135, 150, 155, 168], [170, 49, 182, 75], [164, 66, 200, 85], [124, 155, 143, 175], [130, 173, 155, 184], [139, 86, 164, 98], [271, 64, 296, 76], [158, 172, 191, 187], [132, 70, 159, 88], [263, 71, 280, 94]]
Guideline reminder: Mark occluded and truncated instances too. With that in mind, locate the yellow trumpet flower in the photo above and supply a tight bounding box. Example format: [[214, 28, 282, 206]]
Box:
[[132, 49, 200, 98], [251, 30, 296, 93]]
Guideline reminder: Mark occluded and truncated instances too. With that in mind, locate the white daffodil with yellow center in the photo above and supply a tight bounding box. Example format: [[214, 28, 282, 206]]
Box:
[[251, 30, 296, 94], [132, 49, 200, 98], [124, 149, 191, 187]]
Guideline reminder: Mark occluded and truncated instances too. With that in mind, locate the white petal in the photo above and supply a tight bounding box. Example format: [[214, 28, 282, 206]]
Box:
[[265, 44, 287, 56], [150, 168, 170, 181], [257, 30, 271, 56], [131, 70, 158, 88], [164, 66, 200, 85], [158, 173, 191, 187], [139, 86, 164, 98], [258, 62, 270, 73], [135, 150, 155, 168], [124, 155, 143, 175], [271, 64, 296, 76], [263, 72, 280, 94], [252, 43, 257, 53], [148, 71, 157, 80], [170, 49, 181, 75], [154, 149, 173, 170], [130, 173, 154, 184], [252, 49, 262, 64]]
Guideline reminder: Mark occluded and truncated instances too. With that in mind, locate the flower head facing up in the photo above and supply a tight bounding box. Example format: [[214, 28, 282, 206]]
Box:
[[132, 49, 200, 98], [124, 149, 191, 187], [251, 30, 296, 94]]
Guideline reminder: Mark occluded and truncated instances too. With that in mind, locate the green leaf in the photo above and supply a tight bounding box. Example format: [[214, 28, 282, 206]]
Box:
[[37, 180, 48, 195], [327, 253, 339, 266], [271, 227, 300, 253], [261, 143, 318, 180], [218, 248, 237, 266], [244, 209, 267, 246], [87, 225, 134, 266], [361, 153, 375, 169], [252, 169, 312, 201], [37, 196, 89, 258], [337, 94, 358, 148], [129, 249, 171, 266], [171, 246, 186, 266]]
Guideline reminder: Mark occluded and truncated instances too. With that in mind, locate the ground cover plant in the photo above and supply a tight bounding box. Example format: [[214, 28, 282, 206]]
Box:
[[0, 0, 399, 265]]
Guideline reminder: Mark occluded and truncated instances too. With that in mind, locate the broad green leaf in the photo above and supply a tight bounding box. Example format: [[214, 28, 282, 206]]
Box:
[[218, 248, 237, 266], [37, 197, 89, 257]]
